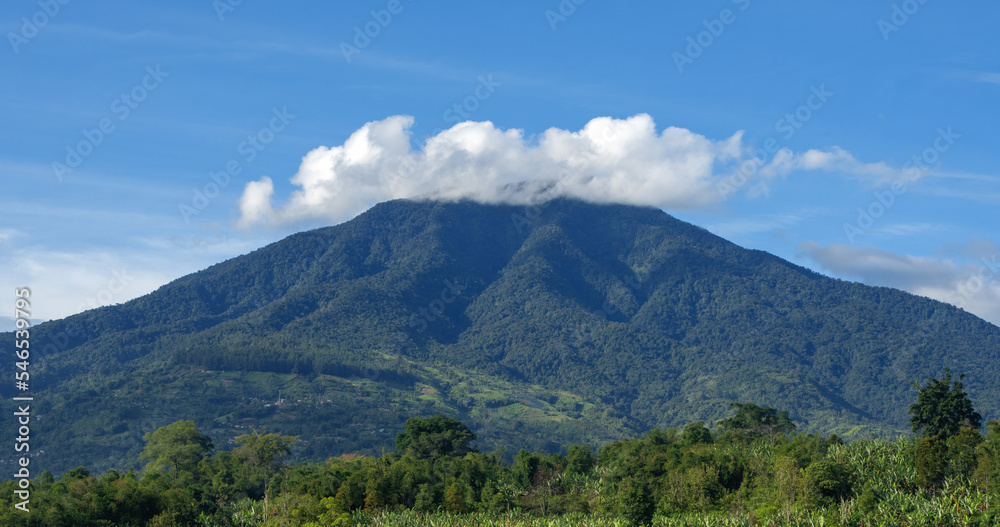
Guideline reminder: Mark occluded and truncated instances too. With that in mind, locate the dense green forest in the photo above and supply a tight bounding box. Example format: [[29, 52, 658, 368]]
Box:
[[2, 373, 999, 526], [3, 198, 999, 474]]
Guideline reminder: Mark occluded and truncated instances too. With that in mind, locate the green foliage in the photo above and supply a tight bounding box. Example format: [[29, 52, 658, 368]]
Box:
[[909, 369, 982, 440], [444, 480, 469, 513], [717, 403, 796, 441], [804, 459, 852, 504], [616, 476, 655, 527], [395, 415, 477, 460], [565, 444, 596, 475], [914, 435, 948, 490], [304, 496, 354, 526], [947, 427, 983, 480], [855, 484, 881, 514], [680, 421, 713, 446], [141, 420, 214, 478], [973, 420, 1000, 492], [512, 449, 547, 492], [6, 412, 1000, 526], [235, 430, 297, 469], [4, 199, 1000, 476]]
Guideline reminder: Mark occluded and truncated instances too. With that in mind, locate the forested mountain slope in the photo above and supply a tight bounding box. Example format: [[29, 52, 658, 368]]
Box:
[[4, 198, 998, 474]]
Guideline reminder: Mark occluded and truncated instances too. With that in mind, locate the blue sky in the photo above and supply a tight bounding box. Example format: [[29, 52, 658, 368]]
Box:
[[2, 0, 999, 329]]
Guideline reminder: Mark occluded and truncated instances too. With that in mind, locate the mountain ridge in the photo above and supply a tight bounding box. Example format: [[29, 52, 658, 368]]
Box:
[[4, 198, 999, 475]]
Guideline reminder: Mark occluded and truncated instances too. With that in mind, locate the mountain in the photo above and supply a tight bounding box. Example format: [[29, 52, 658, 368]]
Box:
[[4, 198, 999, 475]]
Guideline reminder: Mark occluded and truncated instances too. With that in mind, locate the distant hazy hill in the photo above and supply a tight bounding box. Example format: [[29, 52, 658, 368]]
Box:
[[5, 198, 999, 475]]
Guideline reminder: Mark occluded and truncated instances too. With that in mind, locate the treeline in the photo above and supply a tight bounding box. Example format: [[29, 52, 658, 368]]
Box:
[[2, 374, 1000, 526], [174, 346, 415, 384]]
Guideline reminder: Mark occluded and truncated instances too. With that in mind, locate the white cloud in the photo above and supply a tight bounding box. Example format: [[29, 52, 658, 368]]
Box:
[[0, 234, 268, 322], [800, 242, 1000, 327], [237, 115, 891, 228], [875, 223, 949, 237], [760, 146, 896, 181], [0, 249, 170, 322], [705, 212, 808, 237], [237, 177, 276, 229], [0, 228, 23, 244]]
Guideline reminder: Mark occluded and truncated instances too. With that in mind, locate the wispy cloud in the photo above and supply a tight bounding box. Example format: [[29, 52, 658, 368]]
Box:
[[920, 187, 1000, 203], [0, 234, 266, 322], [874, 223, 950, 237], [800, 242, 1000, 326], [703, 207, 835, 238], [760, 146, 897, 181], [971, 72, 1000, 85], [0, 228, 24, 244]]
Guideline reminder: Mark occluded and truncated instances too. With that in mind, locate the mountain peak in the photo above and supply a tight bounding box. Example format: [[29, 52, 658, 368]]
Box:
[[8, 199, 999, 474]]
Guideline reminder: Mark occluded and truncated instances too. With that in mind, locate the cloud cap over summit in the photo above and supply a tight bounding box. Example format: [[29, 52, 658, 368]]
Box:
[[237, 114, 890, 228]]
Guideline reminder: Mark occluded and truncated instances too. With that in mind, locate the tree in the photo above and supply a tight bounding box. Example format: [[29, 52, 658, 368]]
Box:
[[973, 420, 1000, 491], [140, 420, 213, 479], [804, 459, 852, 505], [616, 476, 655, 527], [444, 480, 468, 514], [565, 444, 596, 475], [948, 427, 983, 480], [915, 435, 948, 490], [680, 421, 714, 446], [304, 497, 354, 526], [718, 403, 796, 441], [234, 430, 297, 470], [909, 369, 982, 440], [394, 415, 477, 460], [234, 430, 297, 516]]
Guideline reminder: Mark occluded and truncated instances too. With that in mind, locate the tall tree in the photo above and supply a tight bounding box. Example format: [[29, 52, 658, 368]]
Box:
[[234, 430, 298, 516], [140, 420, 213, 479], [394, 415, 477, 460], [718, 403, 796, 441], [909, 369, 982, 440], [234, 430, 297, 470]]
